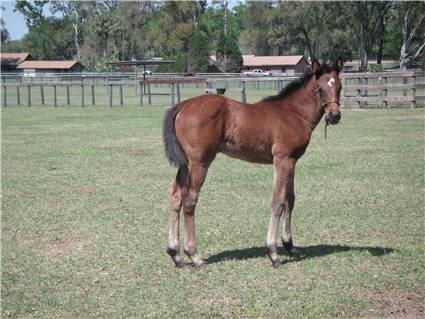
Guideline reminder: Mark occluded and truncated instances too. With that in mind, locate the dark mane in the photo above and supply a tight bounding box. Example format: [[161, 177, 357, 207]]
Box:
[[263, 62, 331, 102]]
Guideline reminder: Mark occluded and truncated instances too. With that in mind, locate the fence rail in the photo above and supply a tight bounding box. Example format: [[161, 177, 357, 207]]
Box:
[[341, 71, 425, 108], [1, 71, 424, 108]]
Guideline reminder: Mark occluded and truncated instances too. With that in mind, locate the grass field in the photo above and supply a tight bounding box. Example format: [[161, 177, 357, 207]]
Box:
[[1, 98, 424, 318]]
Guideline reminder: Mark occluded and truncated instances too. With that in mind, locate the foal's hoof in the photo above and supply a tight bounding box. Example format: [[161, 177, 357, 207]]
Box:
[[282, 240, 302, 260], [289, 249, 302, 260], [175, 261, 187, 269], [192, 260, 206, 268], [271, 258, 282, 268]]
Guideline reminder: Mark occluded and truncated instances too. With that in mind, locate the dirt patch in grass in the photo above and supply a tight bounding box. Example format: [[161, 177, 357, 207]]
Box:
[[43, 235, 74, 256], [361, 290, 425, 318], [393, 114, 425, 121], [192, 297, 243, 307], [368, 113, 425, 123], [57, 186, 100, 194], [101, 145, 153, 157]]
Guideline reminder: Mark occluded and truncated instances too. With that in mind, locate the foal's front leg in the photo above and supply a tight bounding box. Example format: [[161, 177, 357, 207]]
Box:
[[266, 157, 295, 268], [281, 170, 301, 259]]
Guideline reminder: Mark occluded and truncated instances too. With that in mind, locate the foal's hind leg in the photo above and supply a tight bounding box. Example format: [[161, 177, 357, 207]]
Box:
[[167, 180, 185, 268], [182, 160, 209, 267]]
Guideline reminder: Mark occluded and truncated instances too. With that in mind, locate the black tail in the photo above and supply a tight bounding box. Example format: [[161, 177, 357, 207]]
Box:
[[163, 105, 188, 167]]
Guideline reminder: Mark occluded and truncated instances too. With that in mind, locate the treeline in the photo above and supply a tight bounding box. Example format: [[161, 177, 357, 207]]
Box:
[[1, 1, 424, 72]]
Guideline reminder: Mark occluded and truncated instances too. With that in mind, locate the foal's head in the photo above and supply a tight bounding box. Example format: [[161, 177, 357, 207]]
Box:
[[311, 58, 344, 125]]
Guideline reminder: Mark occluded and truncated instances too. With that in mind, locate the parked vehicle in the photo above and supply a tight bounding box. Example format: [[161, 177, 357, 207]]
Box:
[[244, 69, 270, 76]]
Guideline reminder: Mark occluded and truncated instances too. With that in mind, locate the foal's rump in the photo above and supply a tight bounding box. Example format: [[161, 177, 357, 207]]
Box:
[[168, 94, 279, 164]]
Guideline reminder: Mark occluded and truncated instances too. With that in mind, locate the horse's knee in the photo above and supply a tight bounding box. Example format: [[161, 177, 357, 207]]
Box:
[[183, 191, 199, 213], [287, 192, 295, 209], [271, 199, 284, 216]]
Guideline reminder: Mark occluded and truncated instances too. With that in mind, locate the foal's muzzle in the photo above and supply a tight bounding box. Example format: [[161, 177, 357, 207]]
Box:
[[326, 111, 341, 125]]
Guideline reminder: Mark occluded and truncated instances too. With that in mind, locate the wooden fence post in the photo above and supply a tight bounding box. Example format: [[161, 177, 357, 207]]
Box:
[[17, 86, 20, 106], [91, 84, 95, 106], [381, 77, 388, 109], [176, 83, 181, 103], [241, 81, 246, 103], [53, 85, 57, 107], [66, 85, 70, 106], [147, 83, 152, 105], [27, 85, 31, 107], [363, 77, 368, 107], [411, 75, 416, 108], [109, 84, 113, 107], [171, 83, 175, 106], [402, 76, 407, 97], [81, 84, 84, 107], [357, 78, 361, 108], [119, 84, 123, 106], [2, 85, 6, 107], [40, 85, 45, 105]]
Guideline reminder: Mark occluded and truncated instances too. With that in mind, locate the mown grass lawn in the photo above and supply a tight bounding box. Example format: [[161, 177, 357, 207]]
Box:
[[1, 102, 424, 318]]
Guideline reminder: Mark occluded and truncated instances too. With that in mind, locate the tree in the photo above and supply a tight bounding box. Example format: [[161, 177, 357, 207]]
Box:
[[375, 2, 393, 65], [22, 18, 74, 59], [216, 31, 243, 72], [14, 0, 48, 27], [239, 1, 273, 55], [1, 5, 9, 44], [187, 31, 209, 72], [51, 1, 90, 58], [398, 2, 425, 71], [352, 1, 393, 71]]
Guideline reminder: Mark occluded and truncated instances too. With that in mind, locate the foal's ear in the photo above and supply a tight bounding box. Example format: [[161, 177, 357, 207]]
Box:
[[334, 57, 344, 74], [311, 58, 321, 76]]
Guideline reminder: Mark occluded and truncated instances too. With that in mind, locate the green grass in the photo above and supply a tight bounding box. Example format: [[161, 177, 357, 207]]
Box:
[[2, 101, 424, 318]]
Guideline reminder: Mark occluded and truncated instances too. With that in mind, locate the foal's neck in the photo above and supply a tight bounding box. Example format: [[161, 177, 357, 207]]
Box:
[[284, 78, 324, 132]]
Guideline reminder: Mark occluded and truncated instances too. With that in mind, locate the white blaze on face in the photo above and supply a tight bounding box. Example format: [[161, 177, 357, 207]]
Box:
[[328, 77, 335, 87]]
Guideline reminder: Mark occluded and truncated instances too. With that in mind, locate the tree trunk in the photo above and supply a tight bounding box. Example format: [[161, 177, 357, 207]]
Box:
[[72, 7, 80, 59], [359, 23, 368, 72], [376, 15, 385, 65], [400, 9, 409, 71]]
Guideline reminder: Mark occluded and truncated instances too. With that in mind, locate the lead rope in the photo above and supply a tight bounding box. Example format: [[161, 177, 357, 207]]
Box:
[[324, 116, 329, 140]]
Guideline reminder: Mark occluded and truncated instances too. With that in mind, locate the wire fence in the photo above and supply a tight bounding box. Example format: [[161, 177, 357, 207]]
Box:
[[1, 71, 424, 108]]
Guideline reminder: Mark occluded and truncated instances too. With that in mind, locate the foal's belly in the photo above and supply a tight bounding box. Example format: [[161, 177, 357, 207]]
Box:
[[219, 143, 273, 164]]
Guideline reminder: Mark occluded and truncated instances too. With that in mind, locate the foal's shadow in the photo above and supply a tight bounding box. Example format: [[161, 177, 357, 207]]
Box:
[[205, 244, 394, 264]]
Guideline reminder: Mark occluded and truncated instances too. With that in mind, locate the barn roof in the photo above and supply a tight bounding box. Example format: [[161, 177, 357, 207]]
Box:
[[0, 52, 31, 66], [209, 55, 306, 67], [243, 55, 305, 66], [16, 60, 80, 69]]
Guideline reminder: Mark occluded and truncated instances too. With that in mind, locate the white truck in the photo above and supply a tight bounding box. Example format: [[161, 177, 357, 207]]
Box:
[[244, 69, 270, 77]]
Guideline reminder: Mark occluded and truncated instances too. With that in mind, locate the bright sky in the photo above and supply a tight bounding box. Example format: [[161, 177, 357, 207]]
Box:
[[1, 0, 28, 40]]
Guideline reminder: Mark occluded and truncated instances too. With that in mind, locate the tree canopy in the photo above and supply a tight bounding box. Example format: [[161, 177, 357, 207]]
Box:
[[2, 0, 424, 71]]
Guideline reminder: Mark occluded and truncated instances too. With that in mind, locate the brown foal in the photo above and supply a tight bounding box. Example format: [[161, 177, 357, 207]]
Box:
[[163, 58, 343, 268]]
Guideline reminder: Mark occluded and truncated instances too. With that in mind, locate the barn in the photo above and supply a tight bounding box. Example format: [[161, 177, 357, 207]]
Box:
[[0, 52, 32, 71], [209, 55, 309, 75], [241, 55, 308, 75], [16, 60, 83, 76]]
